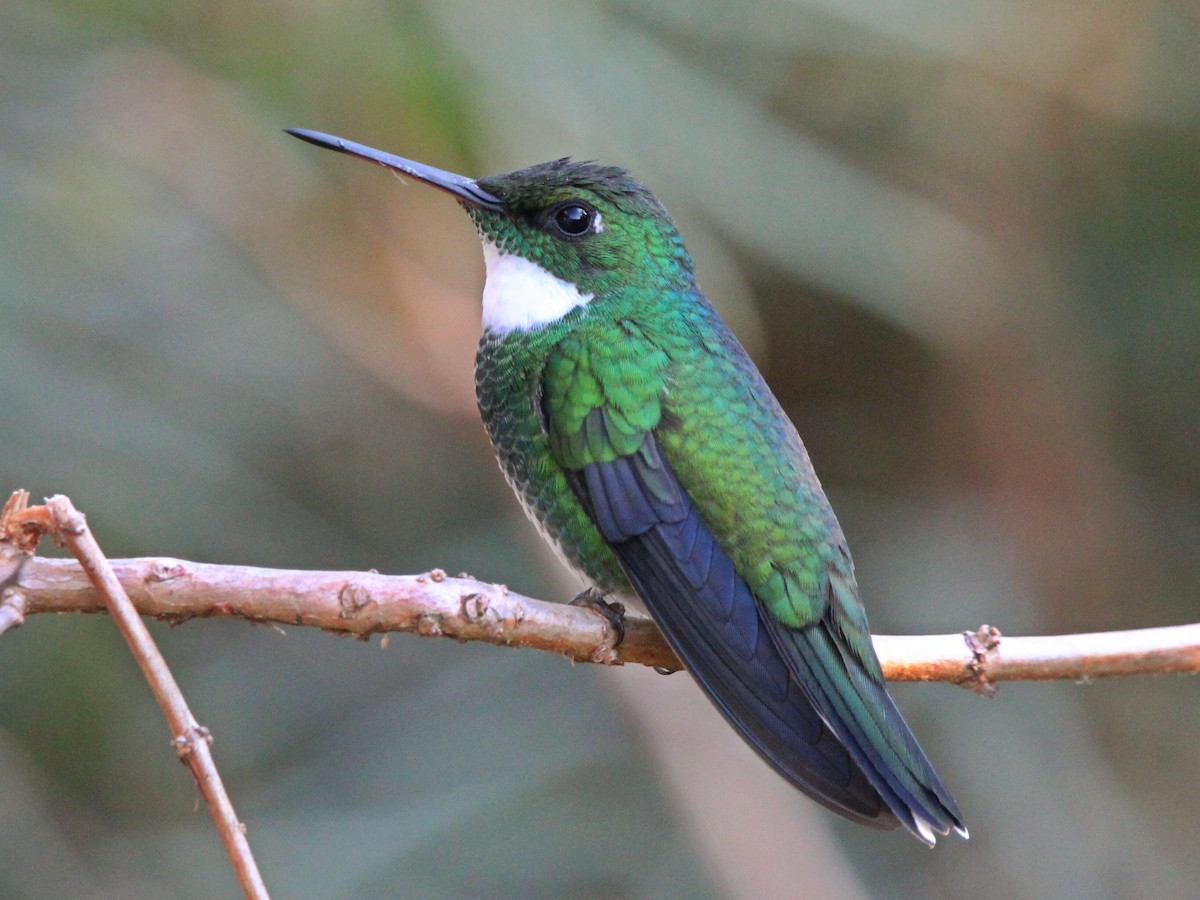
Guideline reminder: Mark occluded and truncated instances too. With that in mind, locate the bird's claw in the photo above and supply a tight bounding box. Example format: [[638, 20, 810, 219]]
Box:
[[570, 587, 626, 649]]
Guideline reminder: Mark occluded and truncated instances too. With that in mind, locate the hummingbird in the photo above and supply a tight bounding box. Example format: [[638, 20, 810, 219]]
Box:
[[287, 128, 967, 845]]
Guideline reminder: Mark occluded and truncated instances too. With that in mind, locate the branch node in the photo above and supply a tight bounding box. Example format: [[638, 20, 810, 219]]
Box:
[[1, 490, 53, 552], [150, 559, 187, 583], [591, 645, 619, 665], [461, 591, 490, 622], [46, 495, 88, 537], [173, 724, 214, 760], [415, 567, 448, 585], [963, 624, 1003, 697], [417, 614, 443, 637], [338, 583, 375, 617]]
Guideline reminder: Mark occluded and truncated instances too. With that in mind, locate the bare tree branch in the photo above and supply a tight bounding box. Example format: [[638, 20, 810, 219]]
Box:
[[16, 554, 675, 669], [11, 551, 1200, 691], [3, 494, 270, 900]]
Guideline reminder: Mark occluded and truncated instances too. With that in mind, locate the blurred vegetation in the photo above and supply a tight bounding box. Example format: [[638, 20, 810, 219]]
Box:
[[2, 1, 1198, 897]]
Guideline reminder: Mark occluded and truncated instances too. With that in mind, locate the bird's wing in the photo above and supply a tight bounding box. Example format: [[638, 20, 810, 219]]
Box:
[[541, 315, 964, 841]]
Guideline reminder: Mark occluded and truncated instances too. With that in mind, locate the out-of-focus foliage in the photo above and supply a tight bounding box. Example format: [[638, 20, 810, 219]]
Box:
[[2, 1, 1198, 897]]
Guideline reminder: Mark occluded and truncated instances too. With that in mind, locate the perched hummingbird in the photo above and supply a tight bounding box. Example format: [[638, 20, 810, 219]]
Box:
[[288, 128, 966, 844]]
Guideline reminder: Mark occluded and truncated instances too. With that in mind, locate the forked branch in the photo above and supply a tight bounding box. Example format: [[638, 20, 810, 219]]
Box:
[[1, 493, 269, 900]]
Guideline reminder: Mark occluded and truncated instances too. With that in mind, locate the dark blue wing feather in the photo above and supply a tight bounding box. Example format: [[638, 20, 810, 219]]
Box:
[[568, 436, 895, 828]]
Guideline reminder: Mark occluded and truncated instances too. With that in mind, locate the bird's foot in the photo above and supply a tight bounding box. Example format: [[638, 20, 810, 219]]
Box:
[[570, 587, 626, 649]]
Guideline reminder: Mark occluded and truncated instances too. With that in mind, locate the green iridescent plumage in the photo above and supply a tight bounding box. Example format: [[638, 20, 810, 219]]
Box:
[[475, 307, 630, 593], [288, 128, 966, 844]]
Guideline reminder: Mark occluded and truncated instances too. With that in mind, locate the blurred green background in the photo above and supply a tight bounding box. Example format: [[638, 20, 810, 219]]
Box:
[[2, 1, 1199, 897]]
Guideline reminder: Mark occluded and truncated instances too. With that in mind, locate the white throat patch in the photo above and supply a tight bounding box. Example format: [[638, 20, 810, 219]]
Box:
[[480, 240, 593, 333]]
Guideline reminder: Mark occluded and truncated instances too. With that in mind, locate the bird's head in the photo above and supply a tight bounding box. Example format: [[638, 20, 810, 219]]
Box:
[[287, 130, 694, 331]]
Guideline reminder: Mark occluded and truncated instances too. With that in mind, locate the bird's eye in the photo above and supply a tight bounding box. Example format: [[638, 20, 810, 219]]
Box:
[[552, 203, 594, 237]]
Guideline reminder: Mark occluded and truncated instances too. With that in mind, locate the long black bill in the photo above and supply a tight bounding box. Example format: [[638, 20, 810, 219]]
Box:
[[285, 128, 503, 211]]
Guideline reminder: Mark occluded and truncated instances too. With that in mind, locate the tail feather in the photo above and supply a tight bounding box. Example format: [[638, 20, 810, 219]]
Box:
[[774, 621, 966, 843], [622, 530, 896, 826]]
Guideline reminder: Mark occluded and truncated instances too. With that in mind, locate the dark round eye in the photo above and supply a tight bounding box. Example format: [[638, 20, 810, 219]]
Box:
[[553, 203, 594, 237]]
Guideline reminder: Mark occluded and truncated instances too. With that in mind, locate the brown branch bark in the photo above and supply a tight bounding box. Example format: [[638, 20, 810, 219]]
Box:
[[11, 552, 1200, 690]]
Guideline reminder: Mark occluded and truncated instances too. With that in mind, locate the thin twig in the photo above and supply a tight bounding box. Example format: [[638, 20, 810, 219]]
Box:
[[0, 531, 28, 637], [10, 554, 1200, 688], [16, 496, 270, 900], [0, 589, 26, 637]]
